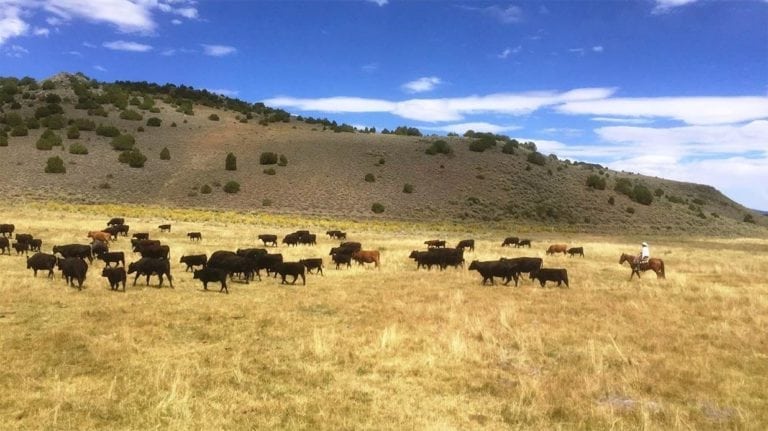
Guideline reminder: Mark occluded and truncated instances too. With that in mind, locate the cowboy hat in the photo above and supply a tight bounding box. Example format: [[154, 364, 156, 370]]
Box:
[[641, 242, 648, 246]]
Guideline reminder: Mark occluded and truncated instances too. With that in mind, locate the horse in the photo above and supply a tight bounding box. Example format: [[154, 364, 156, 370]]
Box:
[[619, 253, 665, 280]]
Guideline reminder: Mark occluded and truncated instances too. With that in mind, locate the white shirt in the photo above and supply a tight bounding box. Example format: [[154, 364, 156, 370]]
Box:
[[640, 245, 650, 260]]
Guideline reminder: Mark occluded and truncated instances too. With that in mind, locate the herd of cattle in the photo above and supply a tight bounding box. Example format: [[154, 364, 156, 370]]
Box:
[[0, 219, 586, 293]]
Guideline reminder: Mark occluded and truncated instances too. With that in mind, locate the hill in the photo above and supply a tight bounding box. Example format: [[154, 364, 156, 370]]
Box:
[[1, 73, 765, 235]]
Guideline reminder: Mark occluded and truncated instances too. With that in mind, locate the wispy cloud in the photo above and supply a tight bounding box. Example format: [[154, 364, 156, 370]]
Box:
[[557, 96, 768, 125], [402, 76, 443, 94], [652, 0, 700, 14], [82, 41, 96, 48], [4, 44, 29, 57], [497, 45, 521, 59], [265, 88, 616, 123], [33, 27, 50, 37], [94, 64, 107, 72], [366, 0, 389, 6], [171, 19, 182, 25], [592, 45, 604, 53], [201, 44, 237, 57], [591, 117, 654, 125], [361, 62, 379, 73], [103, 40, 153, 52], [207, 88, 239, 97], [461, 4, 523, 24], [423, 122, 521, 135], [65, 50, 82, 56]]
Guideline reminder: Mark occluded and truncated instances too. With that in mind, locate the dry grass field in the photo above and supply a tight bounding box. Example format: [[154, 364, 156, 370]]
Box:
[[0, 202, 766, 430]]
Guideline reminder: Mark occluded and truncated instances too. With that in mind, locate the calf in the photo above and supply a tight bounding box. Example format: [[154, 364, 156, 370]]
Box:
[[87, 231, 111, 243], [28, 238, 42, 252], [258, 234, 278, 247], [331, 252, 352, 269], [127, 258, 173, 288], [158, 224, 172, 232], [99, 251, 125, 267], [275, 262, 306, 285], [424, 240, 446, 249], [12, 241, 29, 256], [180, 254, 207, 272], [57, 257, 88, 290], [299, 258, 324, 275], [193, 268, 229, 293], [567, 247, 584, 257], [515, 239, 532, 248], [102, 267, 127, 291], [132, 232, 149, 240], [27, 252, 57, 278], [187, 232, 202, 241], [456, 239, 475, 252], [0, 237, 9, 255], [530, 268, 569, 288]]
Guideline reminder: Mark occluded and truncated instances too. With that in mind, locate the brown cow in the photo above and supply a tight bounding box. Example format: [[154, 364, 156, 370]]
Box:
[[546, 244, 567, 256], [87, 231, 111, 243], [351, 250, 380, 268]]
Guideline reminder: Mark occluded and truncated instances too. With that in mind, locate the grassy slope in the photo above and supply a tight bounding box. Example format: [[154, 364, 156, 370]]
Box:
[[0, 204, 767, 429], [0, 75, 765, 235]]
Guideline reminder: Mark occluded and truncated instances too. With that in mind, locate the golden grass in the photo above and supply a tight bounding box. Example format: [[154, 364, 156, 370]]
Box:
[[0, 203, 766, 429]]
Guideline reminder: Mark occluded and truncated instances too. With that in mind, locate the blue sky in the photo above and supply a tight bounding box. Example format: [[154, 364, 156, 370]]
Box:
[[2, 0, 768, 210]]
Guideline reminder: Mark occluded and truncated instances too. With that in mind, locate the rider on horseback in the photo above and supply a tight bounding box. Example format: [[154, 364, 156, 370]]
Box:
[[636, 242, 650, 269]]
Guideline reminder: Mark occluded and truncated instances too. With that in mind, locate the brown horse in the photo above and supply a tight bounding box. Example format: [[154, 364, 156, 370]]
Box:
[[619, 253, 666, 280]]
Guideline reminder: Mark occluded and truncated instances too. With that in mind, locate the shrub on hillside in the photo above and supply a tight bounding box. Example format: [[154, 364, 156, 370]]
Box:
[[36, 129, 62, 150], [200, 184, 212, 194], [259, 152, 278, 165], [223, 181, 240, 193], [654, 188, 665, 197], [364, 173, 375, 183], [208, 114, 220, 121], [527, 151, 547, 166], [425, 140, 452, 155], [160, 147, 170, 160], [626, 206, 635, 214], [10, 124, 28, 136], [371, 203, 385, 213], [66, 126, 80, 139], [469, 134, 497, 152], [41, 114, 65, 130], [69, 143, 88, 155], [0, 134, 8, 147], [120, 109, 143, 121], [110, 134, 136, 151], [96, 125, 120, 137], [45, 93, 62, 104], [608, 196, 615, 205], [586, 174, 606, 190], [632, 184, 654, 205], [501, 141, 517, 154], [118, 148, 147, 168], [614, 178, 633, 196], [403, 183, 414, 194], [744, 214, 755, 224], [146, 117, 162, 127], [88, 106, 108, 117], [44, 156, 65, 173], [26, 117, 40, 129], [3, 112, 24, 127], [41, 81, 55, 90], [263, 168, 276, 175], [278, 154, 288, 166], [74, 118, 96, 131], [226, 152, 237, 170]]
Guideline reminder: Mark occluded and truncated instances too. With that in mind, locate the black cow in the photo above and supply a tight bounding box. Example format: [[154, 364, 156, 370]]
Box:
[[501, 237, 519, 247], [258, 234, 278, 247], [275, 262, 306, 285], [409, 250, 440, 270], [132, 232, 149, 240], [16, 233, 33, 244], [117, 224, 130, 237], [254, 253, 283, 277], [53, 244, 93, 263], [101, 226, 121, 240], [193, 268, 229, 293], [208, 252, 256, 282], [282, 233, 300, 247], [0, 224, 14, 237], [515, 239, 532, 248], [12, 242, 29, 256], [91, 240, 109, 258], [326, 230, 346, 240], [28, 238, 42, 252], [236, 248, 267, 259], [99, 251, 125, 267], [127, 258, 173, 288], [131, 239, 160, 251], [425, 240, 446, 249], [27, 253, 57, 278], [531, 268, 569, 288], [180, 254, 207, 272], [567, 247, 584, 257], [107, 217, 125, 226], [298, 233, 317, 246], [187, 232, 202, 241], [339, 242, 362, 252], [456, 239, 475, 252], [331, 252, 352, 269], [139, 245, 170, 260], [0, 237, 10, 255], [500, 257, 543, 285], [57, 257, 88, 289], [102, 267, 126, 291], [299, 258, 324, 275], [158, 224, 172, 232], [468, 260, 518, 286]]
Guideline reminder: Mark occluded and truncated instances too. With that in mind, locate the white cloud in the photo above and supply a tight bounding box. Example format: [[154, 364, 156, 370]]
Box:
[[591, 117, 654, 125], [402, 76, 443, 94], [558, 96, 768, 125], [207, 88, 239, 97], [592, 45, 604, 52], [0, 6, 29, 46], [94, 64, 107, 71], [173, 7, 198, 19], [201, 44, 236, 56], [462, 5, 523, 23], [423, 122, 521, 135], [160, 48, 176, 56], [82, 41, 96, 48], [46, 16, 64, 26], [367, 0, 388, 6], [4, 44, 29, 57], [66, 50, 82, 56], [103, 40, 153, 52], [43, 0, 157, 33], [266, 87, 616, 123], [497, 45, 521, 59], [34, 27, 50, 37], [652, 0, 699, 14], [171, 19, 182, 25]]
